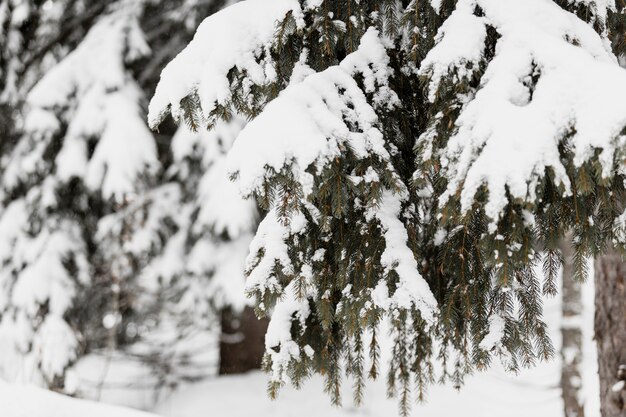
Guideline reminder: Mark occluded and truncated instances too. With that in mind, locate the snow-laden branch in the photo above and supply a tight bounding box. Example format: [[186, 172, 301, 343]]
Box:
[[239, 30, 438, 386], [148, 0, 304, 129], [227, 28, 399, 198], [420, 0, 626, 227]]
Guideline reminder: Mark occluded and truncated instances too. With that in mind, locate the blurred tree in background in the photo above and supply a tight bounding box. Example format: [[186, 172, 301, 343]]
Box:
[[0, 0, 266, 399]]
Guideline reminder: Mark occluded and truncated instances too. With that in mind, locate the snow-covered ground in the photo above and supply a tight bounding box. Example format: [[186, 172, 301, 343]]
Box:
[[1, 279, 599, 417], [155, 366, 560, 417], [0, 380, 156, 417]]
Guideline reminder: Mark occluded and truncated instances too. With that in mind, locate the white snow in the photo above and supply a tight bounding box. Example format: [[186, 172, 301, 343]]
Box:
[[264, 281, 312, 383], [0, 261, 601, 417], [21, 11, 158, 200], [33, 317, 79, 381], [612, 208, 626, 246], [479, 314, 506, 351], [0, 379, 157, 417], [245, 208, 293, 302], [0, 201, 89, 385], [570, 0, 615, 25], [155, 278, 570, 417], [195, 155, 257, 238], [168, 118, 258, 313], [186, 233, 253, 312], [171, 117, 257, 240], [419, 0, 487, 102], [580, 262, 600, 416], [368, 190, 437, 324]]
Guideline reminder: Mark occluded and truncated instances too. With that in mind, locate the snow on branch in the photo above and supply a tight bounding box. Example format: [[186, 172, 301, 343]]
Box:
[[227, 27, 399, 198], [422, 0, 626, 226], [369, 190, 437, 324], [236, 30, 437, 316], [148, 0, 304, 129]]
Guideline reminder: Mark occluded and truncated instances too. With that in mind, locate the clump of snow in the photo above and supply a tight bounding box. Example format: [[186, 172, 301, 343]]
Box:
[[0, 194, 89, 385], [612, 208, 626, 247], [479, 314, 506, 351], [18, 11, 158, 200], [264, 281, 312, 383], [190, 237, 252, 311], [368, 191, 437, 324], [195, 156, 257, 238], [430, 0, 444, 13], [419, 0, 487, 102], [167, 119, 258, 312], [571, 0, 616, 27], [34, 317, 79, 381], [148, 0, 304, 128], [612, 380, 625, 393], [245, 209, 293, 303], [11, 222, 87, 317]]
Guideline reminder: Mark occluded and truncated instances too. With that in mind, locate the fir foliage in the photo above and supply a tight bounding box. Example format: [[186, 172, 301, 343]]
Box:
[[147, 0, 626, 414]]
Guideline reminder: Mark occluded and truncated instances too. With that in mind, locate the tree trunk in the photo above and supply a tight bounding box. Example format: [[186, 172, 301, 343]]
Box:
[[219, 307, 268, 375], [560, 238, 585, 417], [595, 250, 626, 417]]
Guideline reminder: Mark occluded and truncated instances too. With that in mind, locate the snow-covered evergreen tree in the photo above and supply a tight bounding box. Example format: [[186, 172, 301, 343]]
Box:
[[88, 116, 257, 390], [0, 0, 255, 394], [0, 2, 156, 389], [149, 0, 626, 413]]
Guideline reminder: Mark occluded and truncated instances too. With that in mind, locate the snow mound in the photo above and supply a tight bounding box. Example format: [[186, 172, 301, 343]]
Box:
[[0, 380, 157, 417]]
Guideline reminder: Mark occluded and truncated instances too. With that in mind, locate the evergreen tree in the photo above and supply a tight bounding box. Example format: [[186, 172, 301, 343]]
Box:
[[0, 0, 261, 396], [149, 0, 626, 414], [0, 2, 157, 389], [89, 117, 258, 391]]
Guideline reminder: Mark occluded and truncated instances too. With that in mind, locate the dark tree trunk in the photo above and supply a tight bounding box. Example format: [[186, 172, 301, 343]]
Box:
[[560, 238, 585, 417], [595, 250, 626, 417], [219, 307, 268, 375]]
